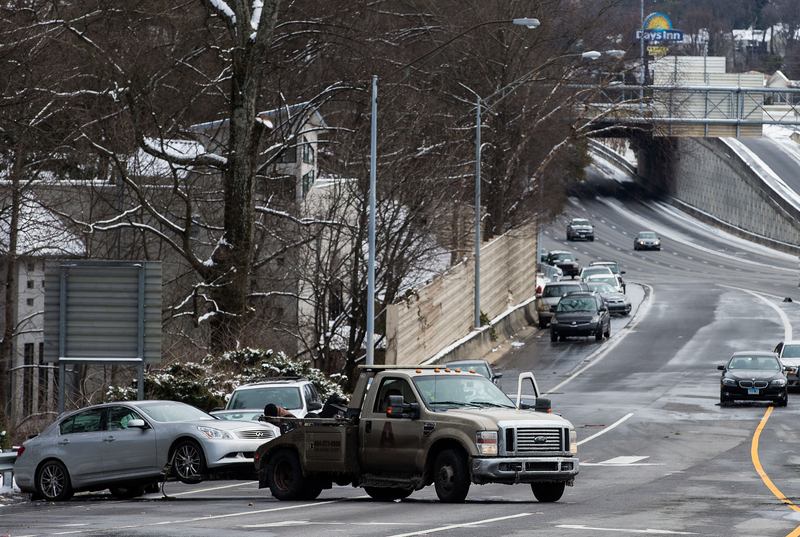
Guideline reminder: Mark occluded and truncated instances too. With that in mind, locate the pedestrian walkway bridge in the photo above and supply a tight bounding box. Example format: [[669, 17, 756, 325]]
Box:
[[582, 56, 800, 138]]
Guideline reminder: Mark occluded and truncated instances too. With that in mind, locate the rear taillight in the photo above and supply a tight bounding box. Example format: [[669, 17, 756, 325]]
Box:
[[16, 445, 25, 458]]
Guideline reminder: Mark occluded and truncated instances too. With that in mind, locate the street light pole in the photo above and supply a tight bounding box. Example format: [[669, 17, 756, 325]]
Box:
[[473, 94, 482, 329], [366, 75, 377, 365], [640, 0, 645, 114], [471, 48, 606, 330]]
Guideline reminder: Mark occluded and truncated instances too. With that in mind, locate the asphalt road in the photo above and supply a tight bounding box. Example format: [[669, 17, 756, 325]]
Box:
[[5, 180, 800, 536], [740, 137, 800, 195]]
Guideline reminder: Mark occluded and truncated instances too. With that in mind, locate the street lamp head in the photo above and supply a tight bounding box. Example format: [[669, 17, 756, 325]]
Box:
[[581, 51, 602, 61], [604, 49, 627, 59], [512, 17, 541, 29]]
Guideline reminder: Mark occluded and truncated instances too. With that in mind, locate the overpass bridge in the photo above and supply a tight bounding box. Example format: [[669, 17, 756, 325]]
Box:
[[583, 55, 800, 138], [582, 55, 800, 255], [586, 83, 800, 137]]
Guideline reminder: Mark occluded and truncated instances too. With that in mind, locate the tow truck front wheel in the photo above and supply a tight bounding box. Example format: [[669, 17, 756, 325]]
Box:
[[433, 449, 470, 503], [531, 481, 565, 502], [267, 450, 322, 501]]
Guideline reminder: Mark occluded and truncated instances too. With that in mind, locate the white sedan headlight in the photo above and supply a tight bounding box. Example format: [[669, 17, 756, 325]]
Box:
[[197, 426, 234, 440]]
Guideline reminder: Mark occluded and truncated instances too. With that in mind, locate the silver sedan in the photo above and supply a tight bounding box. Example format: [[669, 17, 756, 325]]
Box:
[[13, 400, 279, 501]]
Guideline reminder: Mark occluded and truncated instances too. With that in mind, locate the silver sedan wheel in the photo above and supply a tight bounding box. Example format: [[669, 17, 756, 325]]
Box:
[[37, 460, 73, 501], [173, 441, 205, 483]]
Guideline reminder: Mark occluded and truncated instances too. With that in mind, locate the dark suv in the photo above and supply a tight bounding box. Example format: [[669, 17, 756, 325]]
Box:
[[550, 292, 610, 342], [546, 250, 581, 279], [566, 218, 594, 241]]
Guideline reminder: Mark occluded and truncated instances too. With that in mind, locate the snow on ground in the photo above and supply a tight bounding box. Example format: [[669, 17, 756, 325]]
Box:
[[589, 153, 634, 183], [596, 197, 797, 274]]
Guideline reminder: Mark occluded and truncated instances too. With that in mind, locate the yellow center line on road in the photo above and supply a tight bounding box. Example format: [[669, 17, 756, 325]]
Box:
[[750, 406, 800, 537]]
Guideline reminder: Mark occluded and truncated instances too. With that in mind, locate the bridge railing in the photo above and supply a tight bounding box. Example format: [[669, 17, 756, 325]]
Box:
[[577, 84, 800, 137]]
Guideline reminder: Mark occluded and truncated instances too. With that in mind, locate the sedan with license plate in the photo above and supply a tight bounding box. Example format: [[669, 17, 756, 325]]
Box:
[[13, 400, 280, 501], [634, 231, 661, 251], [718, 352, 789, 406], [550, 292, 610, 342], [586, 281, 631, 315]]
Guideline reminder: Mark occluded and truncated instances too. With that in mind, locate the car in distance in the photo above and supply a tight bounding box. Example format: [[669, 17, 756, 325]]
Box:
[[718, 351, 788, 406], [545, 250, 581, 279], [535, 280, 590, 328], [445, 359, 503, 384], [579, 265, 614, 281], [585, 281, 631, 315], [13, 400, 280, 501], [566, 218, 594, 241], [550, 292, 611, 342], [589, 261, 626, 293], [225, 378, 324, 418], [773, 341, 800, 388], [585, 273, 624, 295], [634, 231, 661, 251]]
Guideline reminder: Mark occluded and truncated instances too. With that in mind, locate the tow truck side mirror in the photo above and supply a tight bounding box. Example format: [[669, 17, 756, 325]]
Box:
[[386, 395, 420, 420], [307, 401, 323, 412]]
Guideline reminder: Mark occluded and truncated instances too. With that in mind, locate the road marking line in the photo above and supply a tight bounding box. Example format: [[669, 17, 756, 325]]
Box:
[[751, 406, 800, 513], [719, 285, 792, 340], [596, 456, 648, 464], [582, 462, 662, 467], [576, 413, 634, 446], [168, 480, 257, 496], [557, 524, 697, 534], [387, 513, 532, 537], [545, 284, 652, 395]]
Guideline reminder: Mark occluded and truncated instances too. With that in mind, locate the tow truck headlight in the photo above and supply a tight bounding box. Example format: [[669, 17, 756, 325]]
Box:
[[569, 429, 578, 455], [722, 378, 737, 387], [197, 426, 233, 440], [476, 431, 498, 456]]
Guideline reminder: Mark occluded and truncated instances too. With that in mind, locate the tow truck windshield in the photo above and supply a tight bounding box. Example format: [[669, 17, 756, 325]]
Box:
[[413, 375, 515, 410]]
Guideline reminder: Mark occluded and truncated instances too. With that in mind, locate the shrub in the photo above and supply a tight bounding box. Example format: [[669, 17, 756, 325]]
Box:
[[107, 348, 347, 411]]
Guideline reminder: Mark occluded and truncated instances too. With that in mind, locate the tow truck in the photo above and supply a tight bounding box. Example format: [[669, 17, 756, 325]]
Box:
[[254, 366, 578, 503]]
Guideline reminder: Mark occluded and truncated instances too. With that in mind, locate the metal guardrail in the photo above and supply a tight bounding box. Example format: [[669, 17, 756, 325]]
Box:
[[0, 450, 17, 492]]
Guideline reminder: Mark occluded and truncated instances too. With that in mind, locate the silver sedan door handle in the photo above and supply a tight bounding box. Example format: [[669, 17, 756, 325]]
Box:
[[57, 439, 69, 446], [103, 435, 116, 443]]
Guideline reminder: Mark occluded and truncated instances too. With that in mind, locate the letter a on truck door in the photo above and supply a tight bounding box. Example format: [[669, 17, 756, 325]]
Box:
[[360, 377, 424, 474]]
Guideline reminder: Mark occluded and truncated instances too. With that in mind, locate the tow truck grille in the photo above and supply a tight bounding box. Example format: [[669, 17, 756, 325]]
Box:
[[514, 428, 563, 452]]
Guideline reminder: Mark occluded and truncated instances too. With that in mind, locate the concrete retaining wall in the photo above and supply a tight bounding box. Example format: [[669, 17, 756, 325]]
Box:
[[667, 137, 800, 253], [385, 224, 537, 365]]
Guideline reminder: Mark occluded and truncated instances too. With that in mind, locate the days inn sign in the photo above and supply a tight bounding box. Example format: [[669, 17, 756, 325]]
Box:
[[635, 12, 684, 42]]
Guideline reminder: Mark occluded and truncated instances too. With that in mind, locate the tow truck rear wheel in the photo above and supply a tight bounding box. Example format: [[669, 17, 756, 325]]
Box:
[[267, 450, 319, 501], [364, 487, 413, 501], [433, 449, 470, 503], [531, 481, 565, 502]]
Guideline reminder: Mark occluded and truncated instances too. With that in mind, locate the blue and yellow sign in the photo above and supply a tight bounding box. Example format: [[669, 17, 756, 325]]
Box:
[[635, 12, 684, 42]]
